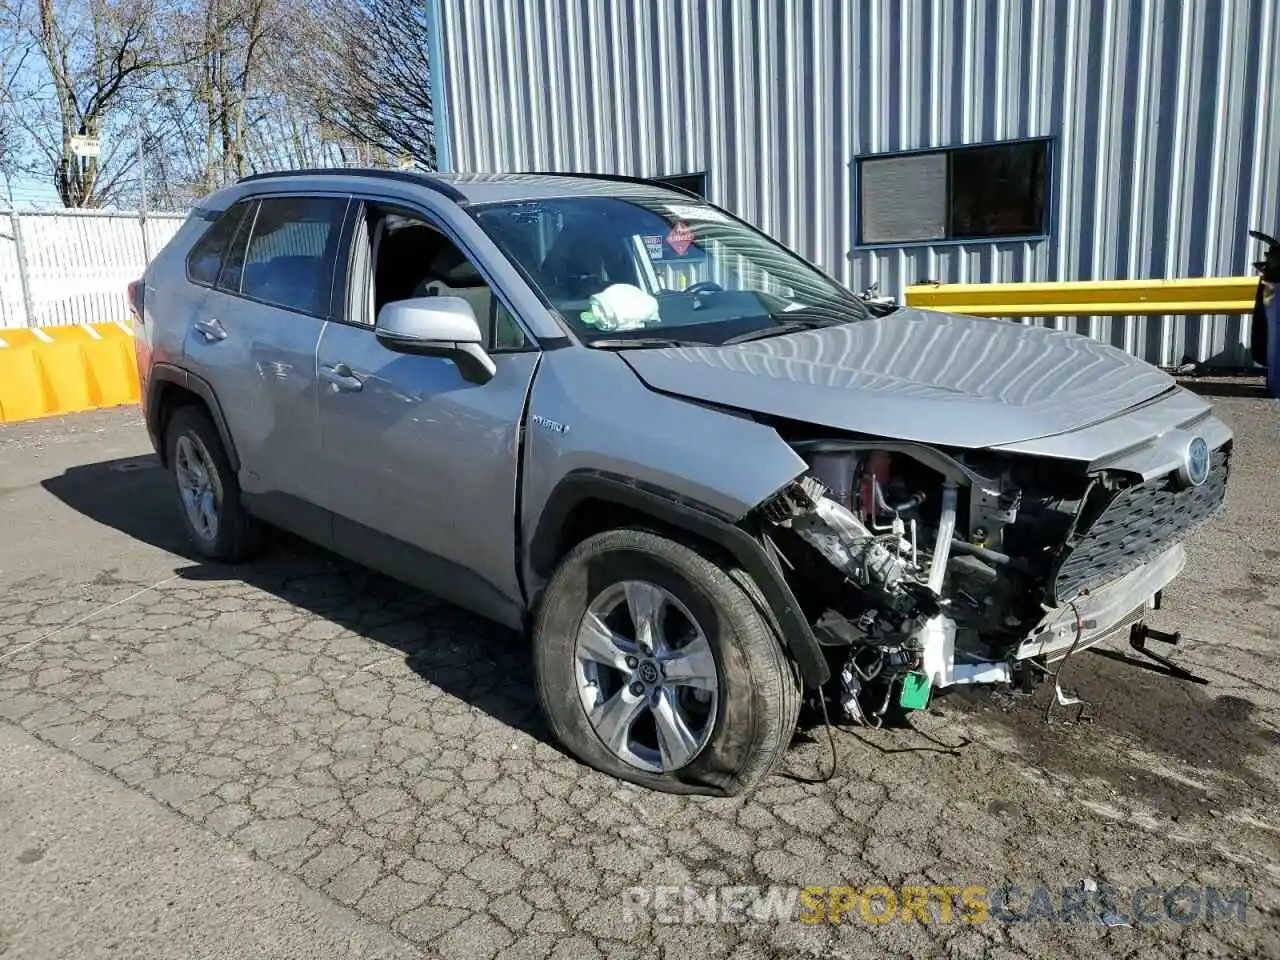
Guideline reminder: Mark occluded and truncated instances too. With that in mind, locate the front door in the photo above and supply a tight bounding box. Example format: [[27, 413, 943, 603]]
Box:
[[315, 200, 538, 626], [181, 194, 349, 514]]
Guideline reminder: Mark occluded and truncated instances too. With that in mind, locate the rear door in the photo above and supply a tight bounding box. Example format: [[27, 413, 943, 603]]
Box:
[[181, 193, 350, 517], [314, 198, 538, 626]]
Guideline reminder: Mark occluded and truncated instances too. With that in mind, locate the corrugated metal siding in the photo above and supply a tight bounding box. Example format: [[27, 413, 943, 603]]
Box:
[[436, 0, 1280, 367], [0, 211, 185, 328]]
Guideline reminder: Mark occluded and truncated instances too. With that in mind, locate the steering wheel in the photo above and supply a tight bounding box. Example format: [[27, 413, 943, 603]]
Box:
[[685, 281, 723, 296]]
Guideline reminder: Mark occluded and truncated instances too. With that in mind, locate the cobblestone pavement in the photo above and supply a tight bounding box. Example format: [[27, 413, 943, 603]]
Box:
[[1, 383, 1278, 959]]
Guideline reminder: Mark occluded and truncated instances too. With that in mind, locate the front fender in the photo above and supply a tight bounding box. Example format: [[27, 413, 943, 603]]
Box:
[[520, 349, 827, 686]]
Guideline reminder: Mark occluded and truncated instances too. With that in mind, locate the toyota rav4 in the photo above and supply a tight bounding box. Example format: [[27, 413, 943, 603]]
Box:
[[132, 169, 1231, 795]]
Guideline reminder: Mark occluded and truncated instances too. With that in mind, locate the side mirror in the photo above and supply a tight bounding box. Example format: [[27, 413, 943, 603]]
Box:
[[374, 297, 496, 384]]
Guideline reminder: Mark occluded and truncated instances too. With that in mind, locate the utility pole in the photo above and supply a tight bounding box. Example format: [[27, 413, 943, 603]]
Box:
[[138, 123, 150, 261], [1, 171, 36, 327]]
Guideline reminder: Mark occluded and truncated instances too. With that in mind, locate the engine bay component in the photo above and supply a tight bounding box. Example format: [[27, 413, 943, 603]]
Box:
[[927, 481, 957, 595], [792, 494, 910, 590], [914, 614, 1011, 688], [758, 436, 1224, 723], [837, 634, 923, 726]]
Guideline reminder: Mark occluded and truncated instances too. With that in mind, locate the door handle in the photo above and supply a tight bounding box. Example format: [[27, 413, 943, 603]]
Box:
[[320, 362, 364, 392], [193, 317, 227, 342]]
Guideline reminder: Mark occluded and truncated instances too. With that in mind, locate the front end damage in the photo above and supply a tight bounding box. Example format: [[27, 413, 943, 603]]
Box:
[[755, 437, 1230, 724]]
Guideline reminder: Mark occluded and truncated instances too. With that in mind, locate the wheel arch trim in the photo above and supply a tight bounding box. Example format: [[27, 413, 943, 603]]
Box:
[[529, 470, 830, 687], [147, 363, 240, 473]]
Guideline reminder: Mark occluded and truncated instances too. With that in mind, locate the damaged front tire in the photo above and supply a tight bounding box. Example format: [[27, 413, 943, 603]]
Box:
[[532, 528, 802, 796]]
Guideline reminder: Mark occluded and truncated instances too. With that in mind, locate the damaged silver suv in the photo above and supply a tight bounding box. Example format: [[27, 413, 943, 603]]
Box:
[[132, 170, 1231, 795]]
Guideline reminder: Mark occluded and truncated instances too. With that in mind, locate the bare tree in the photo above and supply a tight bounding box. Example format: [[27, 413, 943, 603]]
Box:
[[0, 0, 32, 180], [10, 0, 187, 206], [292, 0, 435, 168], [146, 0, 343, 197], [186, 0, 284, 186], [0, 0, 408, 208], [245, 86, 339, 171]]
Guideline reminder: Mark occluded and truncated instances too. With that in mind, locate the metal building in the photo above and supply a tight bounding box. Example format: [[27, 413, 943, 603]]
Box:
[[431, 0, 1280, 367]]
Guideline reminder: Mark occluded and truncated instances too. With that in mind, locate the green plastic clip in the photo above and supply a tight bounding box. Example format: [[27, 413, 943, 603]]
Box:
[[898, 671, 931, 711]]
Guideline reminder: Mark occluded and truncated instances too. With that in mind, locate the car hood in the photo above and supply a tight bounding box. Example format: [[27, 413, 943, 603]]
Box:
[[619, 309, 1176, 448]]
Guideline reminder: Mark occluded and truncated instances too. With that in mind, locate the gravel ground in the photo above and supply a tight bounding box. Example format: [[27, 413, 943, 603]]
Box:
[[0, 380, 1277, 959]]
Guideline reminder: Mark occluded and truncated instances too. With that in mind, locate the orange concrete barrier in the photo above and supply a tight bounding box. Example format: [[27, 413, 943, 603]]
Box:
[[0, 322, 139, 424]]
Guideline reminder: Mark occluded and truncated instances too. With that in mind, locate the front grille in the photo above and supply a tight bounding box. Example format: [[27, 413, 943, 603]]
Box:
[[1051, 448, 1229, 602]]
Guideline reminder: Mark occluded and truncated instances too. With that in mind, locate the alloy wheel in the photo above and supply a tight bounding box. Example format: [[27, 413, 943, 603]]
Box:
[[574, 580, 719, 772], [174, 433, 222, 543]]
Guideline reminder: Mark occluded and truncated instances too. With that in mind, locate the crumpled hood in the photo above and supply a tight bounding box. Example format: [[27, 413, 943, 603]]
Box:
[[620, 309, 1176, 448]]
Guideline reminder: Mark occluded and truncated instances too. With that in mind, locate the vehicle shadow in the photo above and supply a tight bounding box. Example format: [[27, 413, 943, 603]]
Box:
[[941, 643, 1280, 820], [1176, 373, 1270, 399], [41, 454, 557, 749]]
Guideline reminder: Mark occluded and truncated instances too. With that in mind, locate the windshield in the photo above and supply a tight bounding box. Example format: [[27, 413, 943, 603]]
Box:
[[472, 194, 868, 346]]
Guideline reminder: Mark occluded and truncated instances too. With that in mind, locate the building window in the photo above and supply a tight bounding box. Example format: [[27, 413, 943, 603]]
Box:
[[653, 172, 706, 197], [856, 139, 1050, 245]]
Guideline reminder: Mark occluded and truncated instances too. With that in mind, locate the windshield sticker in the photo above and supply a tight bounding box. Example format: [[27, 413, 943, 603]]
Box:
[[666, 222, 696, 256], [643, 225, 706, 264]]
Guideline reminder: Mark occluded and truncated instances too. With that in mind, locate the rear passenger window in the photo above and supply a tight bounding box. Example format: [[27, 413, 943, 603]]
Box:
[[186, 202, 251, 286], [242, 196, 347, 316]]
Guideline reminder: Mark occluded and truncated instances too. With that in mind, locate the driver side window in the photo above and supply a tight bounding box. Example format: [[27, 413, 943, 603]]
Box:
[[346, 203, 528, 352]]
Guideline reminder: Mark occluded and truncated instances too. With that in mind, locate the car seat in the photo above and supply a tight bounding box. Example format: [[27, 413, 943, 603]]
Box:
[[376, 223, 449, 308], [414, 246, 494, 330], [538, 219, 640, 303]]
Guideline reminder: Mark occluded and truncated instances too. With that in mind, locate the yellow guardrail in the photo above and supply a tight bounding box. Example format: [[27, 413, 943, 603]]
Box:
[[0, 277, 1263, 424], [0, 321, 139, 424], [903, 276, 1259, 317]]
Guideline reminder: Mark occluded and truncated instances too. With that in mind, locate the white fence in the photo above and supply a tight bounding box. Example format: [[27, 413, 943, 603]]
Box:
[[0, 209, 189, 328]]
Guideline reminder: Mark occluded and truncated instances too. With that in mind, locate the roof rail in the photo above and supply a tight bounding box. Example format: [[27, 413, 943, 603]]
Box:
[[236, 168, 467, 203], [518, 171, 703, 200]]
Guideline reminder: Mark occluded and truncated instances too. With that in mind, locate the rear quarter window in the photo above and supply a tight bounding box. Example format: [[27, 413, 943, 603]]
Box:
[[186, 202, 253, 286]]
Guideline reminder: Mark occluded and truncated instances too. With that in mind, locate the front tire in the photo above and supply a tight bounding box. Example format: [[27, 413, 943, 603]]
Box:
[[165, 404, 261, 562], [532, 528, 801, 796]]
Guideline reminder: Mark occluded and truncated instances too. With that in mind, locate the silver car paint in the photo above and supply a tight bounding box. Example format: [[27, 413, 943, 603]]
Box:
[[519, 347, 809, 597], [180, 282, 327, 505], [618, 309, 1178, 449], [993, 387, 1233, 476], [137, 213, 212, 387], [314, 320, 539, 609]]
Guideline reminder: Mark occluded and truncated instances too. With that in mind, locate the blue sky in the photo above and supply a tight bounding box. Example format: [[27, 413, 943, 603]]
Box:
[[1, 172, 61, 209]]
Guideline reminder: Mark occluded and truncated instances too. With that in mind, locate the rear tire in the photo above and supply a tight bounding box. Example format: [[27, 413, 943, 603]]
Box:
[[165, 404, 262, 562], [532, 528, 801, 796]]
